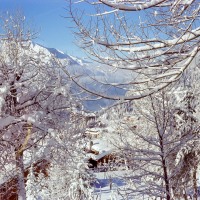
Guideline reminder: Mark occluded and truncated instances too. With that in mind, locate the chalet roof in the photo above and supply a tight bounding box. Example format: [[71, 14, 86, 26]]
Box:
[[94, 150, 113, 161], [86, 137, 116, 161], [91, 138, 115, 153], [85, 128, 100, 134], [86, 150, 114, 161]]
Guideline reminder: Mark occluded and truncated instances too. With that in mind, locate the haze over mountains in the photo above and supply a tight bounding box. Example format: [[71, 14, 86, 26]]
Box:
[[32, 43, 133, 111]]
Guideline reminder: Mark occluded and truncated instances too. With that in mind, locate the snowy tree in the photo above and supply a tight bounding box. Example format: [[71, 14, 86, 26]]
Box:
[[67, 0, 200, 100], [101, 86, 199, 199], [165, 63, 200, 199], [31, 124, 94, 200], [124, 91, 176, 200], [65, 1, 200, 198], [68, 161, 93, 200], [0, 12, 79, 200], [171, 88, 200, 199], [25, 165, 45, 200]]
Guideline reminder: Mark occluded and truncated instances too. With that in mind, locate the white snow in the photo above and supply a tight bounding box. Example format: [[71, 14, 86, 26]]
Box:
[[93, 170, 133, 200], [0, 116, 16, 130]]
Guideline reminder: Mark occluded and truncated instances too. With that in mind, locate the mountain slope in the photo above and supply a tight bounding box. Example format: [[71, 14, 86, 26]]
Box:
[[31, 43, 130, 111]]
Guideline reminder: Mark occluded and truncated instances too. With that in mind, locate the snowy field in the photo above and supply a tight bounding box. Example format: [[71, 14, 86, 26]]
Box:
[[92, 170, 134, 200], [92, 170, 200, 200]]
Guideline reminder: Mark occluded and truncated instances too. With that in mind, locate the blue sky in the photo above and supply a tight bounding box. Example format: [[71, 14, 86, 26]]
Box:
[[0, 0, 85, 57]]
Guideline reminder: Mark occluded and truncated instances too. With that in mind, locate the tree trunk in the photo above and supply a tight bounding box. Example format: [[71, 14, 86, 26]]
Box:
[[15, 150, 26, 200], [193, 165, 198, 200], [183, 187, 188, 200], [162, 160, 171, 200], [159, 135, 171, 200]]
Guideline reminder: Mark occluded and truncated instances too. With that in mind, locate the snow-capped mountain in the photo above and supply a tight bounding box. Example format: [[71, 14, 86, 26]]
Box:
[[30, 43, 131, 111]]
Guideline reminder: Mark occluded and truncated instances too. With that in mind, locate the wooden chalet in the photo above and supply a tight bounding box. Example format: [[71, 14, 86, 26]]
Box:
[[84, 137, 118, 171], [85, 129, 101, 139], [88, 150, 116, 169], [0, 159, 49, 200]]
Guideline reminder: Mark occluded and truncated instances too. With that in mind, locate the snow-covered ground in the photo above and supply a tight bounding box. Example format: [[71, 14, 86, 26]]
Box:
[[92, 170, 200, 200], [92, 170, 134, 200]]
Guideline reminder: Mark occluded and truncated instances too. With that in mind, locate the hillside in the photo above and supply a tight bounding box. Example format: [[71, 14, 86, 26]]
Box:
[[32, 43, 130, 111]]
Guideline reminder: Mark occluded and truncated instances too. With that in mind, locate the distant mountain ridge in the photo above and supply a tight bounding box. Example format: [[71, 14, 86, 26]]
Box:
[[31, 43, 131, 111]]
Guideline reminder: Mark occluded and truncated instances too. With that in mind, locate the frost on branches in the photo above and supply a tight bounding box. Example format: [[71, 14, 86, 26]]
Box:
[[99, 80, 200, 199], [0, 13, 82, 200], [25, 130, 94, 200], [67, 0, 200, 100], [172, 89, 200, 199]]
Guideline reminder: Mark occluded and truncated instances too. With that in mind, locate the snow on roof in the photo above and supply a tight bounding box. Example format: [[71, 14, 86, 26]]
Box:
[[95, 150, 113, 161], [85, 128, 100, 134], [87, 131, 99, 135], [83, 112, 96, 117], [85, 137, 116, 161], [91, 138, 114, 153], [86, 150, 113, 161]]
